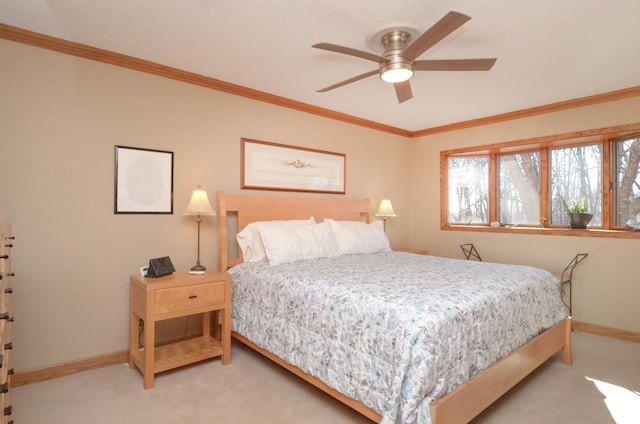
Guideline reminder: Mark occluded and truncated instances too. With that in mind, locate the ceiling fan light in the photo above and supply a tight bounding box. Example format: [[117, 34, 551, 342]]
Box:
[[380, 63, 414, 83]]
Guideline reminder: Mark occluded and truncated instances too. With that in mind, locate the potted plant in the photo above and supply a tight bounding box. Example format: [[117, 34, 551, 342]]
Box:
[[565, 198, 593, 229]]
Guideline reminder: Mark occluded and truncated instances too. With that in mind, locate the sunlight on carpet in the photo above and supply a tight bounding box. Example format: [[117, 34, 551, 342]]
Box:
[[586, 377, 640, 424]]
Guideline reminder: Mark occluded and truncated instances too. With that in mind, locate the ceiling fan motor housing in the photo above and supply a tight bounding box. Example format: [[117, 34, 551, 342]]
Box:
[[381, 30, 412, 56], [380, 30, 415, 82]]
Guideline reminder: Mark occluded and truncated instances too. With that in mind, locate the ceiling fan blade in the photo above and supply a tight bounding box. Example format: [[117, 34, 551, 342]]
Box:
[[402, 11, 471, 60], [394, 80, 413, 103], [312, 43, 387, 63], [414, 58, 497, 71], [317, 69, 379, 92]]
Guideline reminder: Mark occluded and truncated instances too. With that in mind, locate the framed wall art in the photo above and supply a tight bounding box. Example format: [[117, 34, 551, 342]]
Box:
[[241, 138, 346, 194], [114, 145, 174, 214]]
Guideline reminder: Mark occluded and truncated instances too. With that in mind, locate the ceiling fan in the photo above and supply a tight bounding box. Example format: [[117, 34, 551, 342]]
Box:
[[312, 11, 497, 103]]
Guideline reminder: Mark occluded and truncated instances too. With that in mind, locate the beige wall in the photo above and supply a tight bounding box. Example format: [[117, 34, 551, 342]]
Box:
[[2, 38, 638, 373], [409, 96, 640, 334], [0, 40, 411, 372]]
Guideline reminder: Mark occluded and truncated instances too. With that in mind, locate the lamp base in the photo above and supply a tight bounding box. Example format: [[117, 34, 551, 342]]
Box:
[[190, 263, 206, 272]]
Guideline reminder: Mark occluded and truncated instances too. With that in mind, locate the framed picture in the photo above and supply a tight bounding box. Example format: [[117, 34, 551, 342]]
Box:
[[114, 146, 174, 214], [241, 138, 346, 194]]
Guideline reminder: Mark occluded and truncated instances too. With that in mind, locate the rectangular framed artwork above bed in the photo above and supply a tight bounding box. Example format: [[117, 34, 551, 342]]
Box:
[[240, 138, 346, 194], [216, 191, 572, 424]]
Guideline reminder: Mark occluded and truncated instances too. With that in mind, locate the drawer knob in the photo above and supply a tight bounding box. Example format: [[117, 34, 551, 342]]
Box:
[[188, 295, 198, 299], [0, 255, 7, 260]]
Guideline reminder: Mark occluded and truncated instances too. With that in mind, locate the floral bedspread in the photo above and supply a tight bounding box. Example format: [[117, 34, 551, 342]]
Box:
[[228, 252, 566, 424]]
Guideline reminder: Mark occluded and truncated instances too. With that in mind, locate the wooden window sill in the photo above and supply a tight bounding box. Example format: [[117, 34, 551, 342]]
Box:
[[442, 224, 640, 239]]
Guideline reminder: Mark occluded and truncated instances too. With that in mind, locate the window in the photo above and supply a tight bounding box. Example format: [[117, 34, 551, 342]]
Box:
[[441, 123, 640, 237], [550, 144, 602, 226], [499, 152, 540, 225], [614, 136, 640, 227], [447, 157, 488, 224]]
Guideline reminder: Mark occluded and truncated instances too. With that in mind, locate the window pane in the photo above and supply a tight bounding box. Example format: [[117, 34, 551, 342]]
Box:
[[614, 136, 640, 227], [550, 144, 602, 226], [448, 157, 489, 224], [499, 152, 540, 225]]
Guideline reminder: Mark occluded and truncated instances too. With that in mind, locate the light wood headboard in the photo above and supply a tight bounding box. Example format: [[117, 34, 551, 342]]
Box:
[[217, 191, 371, 270]]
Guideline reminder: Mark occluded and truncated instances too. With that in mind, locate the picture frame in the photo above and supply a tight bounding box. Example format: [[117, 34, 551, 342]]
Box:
[[114, 145, 174, 214], [241, 138, 346, 194]]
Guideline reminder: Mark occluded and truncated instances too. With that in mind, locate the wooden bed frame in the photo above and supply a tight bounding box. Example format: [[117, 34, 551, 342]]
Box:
[[216, 191, 572, 424]]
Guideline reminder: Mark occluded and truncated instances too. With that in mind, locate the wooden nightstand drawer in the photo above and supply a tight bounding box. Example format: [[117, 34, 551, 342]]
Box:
[[154, 282, 225, 314]]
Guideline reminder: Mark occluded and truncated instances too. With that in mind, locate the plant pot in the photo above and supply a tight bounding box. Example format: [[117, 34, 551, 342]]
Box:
[[568, 213, 593, 229]]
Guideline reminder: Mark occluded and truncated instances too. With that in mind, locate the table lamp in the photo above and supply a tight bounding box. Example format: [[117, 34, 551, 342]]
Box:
[[183, 185, 215, 272], [376, 199, 396, 231]]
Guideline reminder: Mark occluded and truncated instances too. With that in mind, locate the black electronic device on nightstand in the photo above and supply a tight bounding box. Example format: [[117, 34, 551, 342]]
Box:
[[146, 256, 175, 277]]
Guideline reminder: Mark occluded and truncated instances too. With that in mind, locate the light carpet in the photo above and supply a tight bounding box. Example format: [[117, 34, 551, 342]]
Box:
[[12, 331, 640, 423]]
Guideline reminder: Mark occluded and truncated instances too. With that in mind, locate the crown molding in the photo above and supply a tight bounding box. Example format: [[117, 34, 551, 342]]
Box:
[[411, 85, 640, 137], [0, 24, 411, 138], [2, 23, 639, 139]]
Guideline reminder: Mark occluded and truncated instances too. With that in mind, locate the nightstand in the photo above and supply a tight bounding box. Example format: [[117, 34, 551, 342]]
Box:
[[393, 248, 429, 255], [129, 270, 231, 389]]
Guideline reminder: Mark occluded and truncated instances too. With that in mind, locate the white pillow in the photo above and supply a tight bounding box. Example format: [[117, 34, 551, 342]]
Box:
[[236, 217, 316, 262], [260, 221, 337, 265], [326, 219, 390, 255]]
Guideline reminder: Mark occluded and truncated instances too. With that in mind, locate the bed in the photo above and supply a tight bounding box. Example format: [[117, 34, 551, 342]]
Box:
[[216, 191, 572, 424]]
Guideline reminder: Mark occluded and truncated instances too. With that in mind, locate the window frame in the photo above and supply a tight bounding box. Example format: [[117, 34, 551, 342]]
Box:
[[440, 122, 640, 239]]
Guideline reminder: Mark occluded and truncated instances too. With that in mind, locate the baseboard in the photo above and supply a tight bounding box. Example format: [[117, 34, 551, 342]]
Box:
[[11, 350, 129, 388], [572, 320, 640, 343], [11, 321, 639, 388]]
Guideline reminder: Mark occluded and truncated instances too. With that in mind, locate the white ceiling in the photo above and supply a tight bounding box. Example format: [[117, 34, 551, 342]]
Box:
[[2, 1, 640, 132]]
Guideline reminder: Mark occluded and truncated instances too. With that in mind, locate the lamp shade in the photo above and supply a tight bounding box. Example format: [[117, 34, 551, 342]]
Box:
[[183, 185, 215, 216], [376, 199, 397, 217]]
